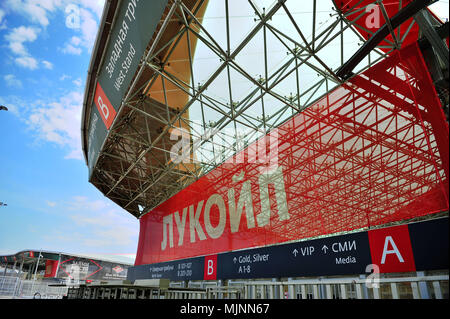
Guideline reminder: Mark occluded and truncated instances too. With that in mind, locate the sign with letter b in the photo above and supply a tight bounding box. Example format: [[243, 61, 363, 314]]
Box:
[[94, 82, 116, 129], [204, 255, 217, 280]]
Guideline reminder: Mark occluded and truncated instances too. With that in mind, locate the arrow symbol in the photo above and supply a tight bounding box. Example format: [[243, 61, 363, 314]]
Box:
[[292, 249, 298, 257], [233, 257, 237, 264], [322, 245, 328, 254]]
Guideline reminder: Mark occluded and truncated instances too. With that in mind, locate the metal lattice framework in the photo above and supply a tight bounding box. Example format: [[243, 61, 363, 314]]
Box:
[[138, 41, 448, 255], [85, 0, 448, 220]]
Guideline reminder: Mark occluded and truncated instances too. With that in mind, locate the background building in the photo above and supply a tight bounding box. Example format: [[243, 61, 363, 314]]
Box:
[[0, 250, 131, 282]]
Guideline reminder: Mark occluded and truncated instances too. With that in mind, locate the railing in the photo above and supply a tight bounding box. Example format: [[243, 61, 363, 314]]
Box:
[[165, 289, 207, 299], [0, 276, 68, 299], [206, 286, 243, 299], [0, 276, 21, 298], [228, 275, 449, 299], [5, 274, 446, 299], [169, 274, 448, 299], [65, 283, 207, 299]]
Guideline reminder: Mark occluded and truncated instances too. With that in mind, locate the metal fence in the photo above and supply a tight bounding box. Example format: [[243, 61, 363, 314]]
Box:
[[225, 275, 449, 299], [0, 276, 21, 298], [2, 274, 448, 299], [177, 274, 449, 299], [0, 276, 68, 299]]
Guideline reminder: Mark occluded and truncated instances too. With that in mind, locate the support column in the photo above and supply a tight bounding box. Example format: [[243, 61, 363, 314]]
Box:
[[18, 258, 24, 279], [54, 254, 61, 279], [360, 274, 369, 299], [11, 261, 17, 277], [417, 271, 430, 299]]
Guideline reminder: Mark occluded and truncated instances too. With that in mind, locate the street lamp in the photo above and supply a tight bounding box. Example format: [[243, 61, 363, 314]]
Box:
[[0, 105, 8, 111], [0, 202, 7, 207]]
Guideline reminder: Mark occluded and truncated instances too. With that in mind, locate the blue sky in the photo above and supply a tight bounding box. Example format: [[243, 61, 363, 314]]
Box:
[[0, 0, 138, 263]]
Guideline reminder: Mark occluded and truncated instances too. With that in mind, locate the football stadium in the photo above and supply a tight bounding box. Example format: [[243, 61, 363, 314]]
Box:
[[3, 0, 448, 300], [80, 0, 449, 299]]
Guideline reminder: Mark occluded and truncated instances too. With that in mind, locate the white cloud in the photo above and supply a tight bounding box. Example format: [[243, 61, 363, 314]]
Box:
[[26, 90, 84, 160], [4, 26, 40, 69], [61, 36, 83, 55], [15, 55, 39, 69], [6, 0, 104, 59], [6, 0, 61, 27], [0, 9, 6, 29], [40, 195, 138, 253], [61, 43, 82, 55], [61, 8, 99, 54], [79, 8, 98, 51], [42, 60, 53, 69], [69, 196, 109, 212], [59, 74, 70, 81], [5, 0, 105, 28], [78, 0, 105, 19], [68, 196, 138, 248], [70, 35, 81, 46], [5, 25, 40, 55], [4, 74, 23, 88], [46, 200, 57, 207], [72, 77, 82, 87]]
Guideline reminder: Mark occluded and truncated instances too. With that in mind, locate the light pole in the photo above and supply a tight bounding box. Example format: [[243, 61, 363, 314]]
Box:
[[0, 202, 7, 207], [31, 251, 43, 295], [0, 105, 8, 111]]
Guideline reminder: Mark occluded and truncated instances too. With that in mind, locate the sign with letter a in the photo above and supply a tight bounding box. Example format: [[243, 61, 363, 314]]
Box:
[[368, 225, 416, 273]]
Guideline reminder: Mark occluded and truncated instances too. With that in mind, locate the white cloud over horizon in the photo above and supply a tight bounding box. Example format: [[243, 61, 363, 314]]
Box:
[[36, 195, 139, 255], [67, 196, 138, 250]]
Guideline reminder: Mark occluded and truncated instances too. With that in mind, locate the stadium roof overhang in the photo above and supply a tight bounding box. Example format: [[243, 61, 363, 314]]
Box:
[[82, 0, 448, 219]]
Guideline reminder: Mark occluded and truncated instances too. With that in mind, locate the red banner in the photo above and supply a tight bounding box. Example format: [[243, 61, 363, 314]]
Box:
[[135, 43, 448, 266], [44, 260, 59, 278]]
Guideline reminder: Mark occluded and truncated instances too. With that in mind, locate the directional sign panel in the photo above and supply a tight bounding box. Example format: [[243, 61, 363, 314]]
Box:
[[407, 217, 449, 271], [128, 256, 205, 282], [217, 231, 372, 279], [127, 217, 449, 281]]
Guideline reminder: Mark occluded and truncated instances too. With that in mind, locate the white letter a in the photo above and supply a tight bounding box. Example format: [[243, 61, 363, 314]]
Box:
[[381, 236, 404, 264]]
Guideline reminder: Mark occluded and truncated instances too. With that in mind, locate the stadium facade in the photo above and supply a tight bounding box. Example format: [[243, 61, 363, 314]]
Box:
[[80, 0, 448, 295]]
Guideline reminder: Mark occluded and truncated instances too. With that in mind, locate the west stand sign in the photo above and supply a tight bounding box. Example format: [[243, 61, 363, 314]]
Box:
[[87, 0, 168, 176]]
